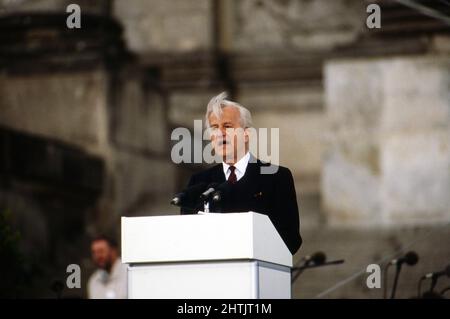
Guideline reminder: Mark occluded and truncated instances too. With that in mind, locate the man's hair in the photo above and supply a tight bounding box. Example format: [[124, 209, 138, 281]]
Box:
[[91, 234, 118, 249], [205, 92, 253, 129]]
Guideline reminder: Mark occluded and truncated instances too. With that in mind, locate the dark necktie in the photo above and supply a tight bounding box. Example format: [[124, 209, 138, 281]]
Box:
[[228, 166, 237, 184]]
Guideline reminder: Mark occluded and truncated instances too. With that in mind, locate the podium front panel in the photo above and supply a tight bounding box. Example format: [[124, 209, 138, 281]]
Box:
[[128, 260, 290, 299]]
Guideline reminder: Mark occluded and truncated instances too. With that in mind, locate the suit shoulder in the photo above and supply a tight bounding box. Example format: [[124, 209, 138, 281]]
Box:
[[277, 165, 293, 176], [257, 160, 292, 178]]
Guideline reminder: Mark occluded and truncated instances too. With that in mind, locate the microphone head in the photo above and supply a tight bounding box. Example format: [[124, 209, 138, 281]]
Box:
[[404, 251, 419, 266], [212, 181, 232, 202], [199, 183, 218, 200], [212, 192, 221, 202], [311, 251, 326, 265], [170, 182, 208, 206], [170, 196, 181, 206]]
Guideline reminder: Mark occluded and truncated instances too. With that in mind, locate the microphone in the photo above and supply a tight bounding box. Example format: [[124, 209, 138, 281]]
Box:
[[388, 251, 419, 299], [170, 182, 208, 206], [212, 181, 233, 202], [304, 251, 326, 266], [291, 251, 344, 283], [199, 183, 218, 201], [418, 265, 450, 297], [389, 251, 419, 266], [421, 265, 450, 280]]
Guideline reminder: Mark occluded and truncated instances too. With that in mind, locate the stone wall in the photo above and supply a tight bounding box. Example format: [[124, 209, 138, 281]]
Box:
[[0, 71, 110, 157], [113, 0, 212, 53], [232, 0, 364, 52], [323, 56, 450, 226]]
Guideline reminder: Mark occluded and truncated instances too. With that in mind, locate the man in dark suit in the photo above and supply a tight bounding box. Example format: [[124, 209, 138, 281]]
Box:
[[181, 92, 302, 255]]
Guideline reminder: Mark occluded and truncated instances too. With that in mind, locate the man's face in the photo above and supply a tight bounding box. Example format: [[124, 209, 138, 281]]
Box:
[[91, 240, 114, 271], [208, 106, 248, 163]]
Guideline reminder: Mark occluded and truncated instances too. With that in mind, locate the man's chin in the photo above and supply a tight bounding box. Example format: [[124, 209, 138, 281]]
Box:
[[222, 153, 238, 163], [95, 261, 108, 269]]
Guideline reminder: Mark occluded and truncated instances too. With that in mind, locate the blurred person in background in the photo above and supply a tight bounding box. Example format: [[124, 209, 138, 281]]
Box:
[[88, 235, 127, 299]]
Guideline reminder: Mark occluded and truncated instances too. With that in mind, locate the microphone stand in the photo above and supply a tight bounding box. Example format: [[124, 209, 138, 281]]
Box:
[[390, 263, 406, 299], [383, 263, 392, 299], [291, 265, 306, 283], [291, 260, 345, 283], [417, 276, 425, 299], [429, 275, 438, 293], [291, 257, 308, 282]]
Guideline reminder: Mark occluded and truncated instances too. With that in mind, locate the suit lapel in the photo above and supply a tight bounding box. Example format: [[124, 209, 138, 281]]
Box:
[[240, 158, 262, 196]]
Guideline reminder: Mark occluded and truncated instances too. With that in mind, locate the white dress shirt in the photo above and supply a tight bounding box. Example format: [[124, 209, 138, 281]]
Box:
[[87, 258, 128, 299], [203, 152, 251, 213], [222, 152, 250, 182]]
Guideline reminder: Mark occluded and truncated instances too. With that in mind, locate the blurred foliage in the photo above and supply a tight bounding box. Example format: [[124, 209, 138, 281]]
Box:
[[0, 209, 34, 298]]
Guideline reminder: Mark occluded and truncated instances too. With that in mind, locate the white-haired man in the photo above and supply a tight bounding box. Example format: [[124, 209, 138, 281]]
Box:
[[181, 92, 302, 255]]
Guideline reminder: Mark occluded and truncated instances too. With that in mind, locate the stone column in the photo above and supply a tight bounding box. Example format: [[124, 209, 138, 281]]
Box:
[[323, 56, 450, 226]]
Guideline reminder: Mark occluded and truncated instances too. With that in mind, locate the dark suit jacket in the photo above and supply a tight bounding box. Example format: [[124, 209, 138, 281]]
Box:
[[181, 158, 302, 255]]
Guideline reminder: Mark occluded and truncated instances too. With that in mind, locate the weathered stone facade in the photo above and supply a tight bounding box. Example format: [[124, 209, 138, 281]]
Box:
[[323, 56, 450, 226], [1, 0, 449, 298]]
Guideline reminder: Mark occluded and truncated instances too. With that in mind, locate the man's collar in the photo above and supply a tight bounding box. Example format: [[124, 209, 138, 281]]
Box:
[[222, 152, 250, 176]]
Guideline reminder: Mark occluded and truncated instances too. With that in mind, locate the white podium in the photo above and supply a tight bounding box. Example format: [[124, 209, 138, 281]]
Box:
[[121, 212, 292, 299]]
